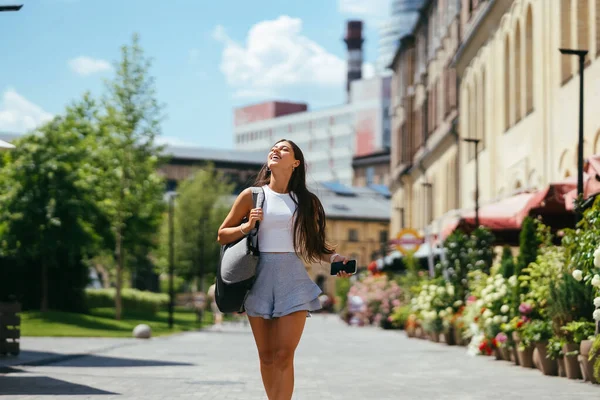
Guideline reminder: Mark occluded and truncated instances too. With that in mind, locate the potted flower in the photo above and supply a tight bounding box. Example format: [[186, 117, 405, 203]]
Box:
[[561, 321, 596, 380], [523, 319, 557, 375], [547, 336, 567, 377]]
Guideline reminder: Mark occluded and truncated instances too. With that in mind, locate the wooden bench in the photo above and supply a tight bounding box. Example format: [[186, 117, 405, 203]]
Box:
[[0, 302, 20, 356]]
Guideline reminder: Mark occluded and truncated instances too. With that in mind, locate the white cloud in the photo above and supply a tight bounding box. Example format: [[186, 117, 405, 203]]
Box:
[[0, 89, 53, 133], [68, 56, 112, 76], [213, 16, 347, 98]]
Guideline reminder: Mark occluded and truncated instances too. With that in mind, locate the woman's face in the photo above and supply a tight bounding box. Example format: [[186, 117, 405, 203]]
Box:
[[267, 141, 299, 172]]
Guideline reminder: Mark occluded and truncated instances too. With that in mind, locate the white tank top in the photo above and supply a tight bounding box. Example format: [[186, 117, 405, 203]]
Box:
[[257, 185, 297, 252]]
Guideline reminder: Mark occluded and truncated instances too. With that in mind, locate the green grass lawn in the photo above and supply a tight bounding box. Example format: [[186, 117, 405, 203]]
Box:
[[20, 307, 213, 337]]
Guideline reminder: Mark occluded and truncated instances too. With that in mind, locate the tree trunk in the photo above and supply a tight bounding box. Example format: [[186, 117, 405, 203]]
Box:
[[40, 258, 48, 312], [115, 228, 123, 320]]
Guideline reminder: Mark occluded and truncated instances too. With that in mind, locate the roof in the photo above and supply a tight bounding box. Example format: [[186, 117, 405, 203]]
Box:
[[310, 182, 391, 221], [165, 145, 265, 165]]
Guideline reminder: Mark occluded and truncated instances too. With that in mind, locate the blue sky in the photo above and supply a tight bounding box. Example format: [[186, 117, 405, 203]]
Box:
[[0, 0, 389, 149]]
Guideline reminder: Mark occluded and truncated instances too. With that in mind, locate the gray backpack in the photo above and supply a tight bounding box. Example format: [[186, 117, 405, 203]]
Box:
[[215, 187, 265, 313]]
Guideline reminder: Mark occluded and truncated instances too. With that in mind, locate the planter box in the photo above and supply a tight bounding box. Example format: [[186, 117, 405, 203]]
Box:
[[0, 302, 21, 356], [535, 342, 558, 376], [562, 343, 582, 380], [580, 339, 599, 384], [557, 356, 567, 377], [500, 347, 512, 362], [444, 326, 456, 346]]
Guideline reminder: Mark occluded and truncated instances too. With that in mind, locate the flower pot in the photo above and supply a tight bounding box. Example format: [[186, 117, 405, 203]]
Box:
[[518, 345, 535, 369], [444, 326, 456, 346], [511, 347, 520, 365], [511, 333, 521, 366], [562, 343, 582, 380], [533, 347, 541, 370], [557, 356, 567, 377], [580, 339, 599, 384], [429, 332, 440, 343], [494, 347, 503, 360], [500, 347, 511, 361], [535, 342, 558, 376], [415, 327, 424, 339]]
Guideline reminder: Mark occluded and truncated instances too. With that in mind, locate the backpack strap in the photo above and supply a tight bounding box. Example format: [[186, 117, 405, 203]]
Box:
[[249, 186, 265, 231]]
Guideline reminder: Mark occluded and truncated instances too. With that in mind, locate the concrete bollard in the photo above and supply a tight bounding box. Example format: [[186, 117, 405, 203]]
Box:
[[132, 324, 152, 339]]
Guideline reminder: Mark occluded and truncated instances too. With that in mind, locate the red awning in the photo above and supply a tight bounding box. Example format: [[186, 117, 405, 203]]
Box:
[[461, 192, 538, 230], [459, 180, 577, 231]]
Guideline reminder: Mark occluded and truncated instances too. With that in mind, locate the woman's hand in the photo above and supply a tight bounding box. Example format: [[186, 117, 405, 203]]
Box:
[[247, 207, 263, 230], [332, 254, 352, 278]]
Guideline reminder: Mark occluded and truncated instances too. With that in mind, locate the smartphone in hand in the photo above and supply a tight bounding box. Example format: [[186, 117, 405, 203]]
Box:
[[330, 260, 357, 275]]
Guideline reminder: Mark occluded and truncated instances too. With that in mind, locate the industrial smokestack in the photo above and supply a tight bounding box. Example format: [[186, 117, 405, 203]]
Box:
[[344, 20, 364, 102]]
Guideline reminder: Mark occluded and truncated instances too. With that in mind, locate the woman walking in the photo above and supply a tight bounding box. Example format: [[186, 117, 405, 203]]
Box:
[[217, 139, 351, 400]]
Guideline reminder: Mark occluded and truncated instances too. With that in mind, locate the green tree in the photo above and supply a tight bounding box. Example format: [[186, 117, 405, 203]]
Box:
[[498, 245, 515, 278], [516, 216, 540, 277], [158, 165, 234, 291], [101, 33, 165, 320], [469, 226, 495, 274], [0, 94, 110, 311]]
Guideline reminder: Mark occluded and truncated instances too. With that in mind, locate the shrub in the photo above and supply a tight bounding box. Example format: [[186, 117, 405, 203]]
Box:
[[498, 246, 515, 279], [85, 288, 169, 314]]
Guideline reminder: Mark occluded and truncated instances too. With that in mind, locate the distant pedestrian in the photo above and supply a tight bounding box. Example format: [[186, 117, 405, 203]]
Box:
[[218, 139, 351, 400]]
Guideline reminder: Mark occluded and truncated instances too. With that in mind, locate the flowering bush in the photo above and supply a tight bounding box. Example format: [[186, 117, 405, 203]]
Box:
[[410, 280, 457, 334], [345, 275, 405, 327]]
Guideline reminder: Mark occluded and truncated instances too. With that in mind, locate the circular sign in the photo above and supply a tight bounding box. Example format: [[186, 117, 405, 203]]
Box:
[[392, 228, 424, 255]]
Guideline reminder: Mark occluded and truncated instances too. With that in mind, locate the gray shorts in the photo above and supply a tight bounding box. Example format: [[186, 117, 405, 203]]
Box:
[[244, 252, 322, 319]]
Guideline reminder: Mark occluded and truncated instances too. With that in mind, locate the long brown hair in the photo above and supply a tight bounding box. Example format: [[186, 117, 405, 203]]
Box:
[[254, 139, 334, 263]]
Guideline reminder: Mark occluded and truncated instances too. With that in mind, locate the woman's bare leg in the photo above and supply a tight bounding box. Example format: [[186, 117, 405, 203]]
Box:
[[248, 316, 276, 399], [271, 311, 307, 400]]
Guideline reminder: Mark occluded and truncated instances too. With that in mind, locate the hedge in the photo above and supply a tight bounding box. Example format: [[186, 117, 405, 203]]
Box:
[[85, 288, 169, 314]]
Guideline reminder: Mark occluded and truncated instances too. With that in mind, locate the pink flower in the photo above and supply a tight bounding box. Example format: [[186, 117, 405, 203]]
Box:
[[495, 332, 508, 343], [392, 299, 401, 307], [518, 303, 533, 315], [467, 295, 477, 304]]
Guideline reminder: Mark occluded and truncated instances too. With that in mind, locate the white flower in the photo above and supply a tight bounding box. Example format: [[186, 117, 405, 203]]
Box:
[[501, 305, 510, 314], [594, 309, 600, 321], [508, 276, 518, 286], [453, 300, 463, 307], [476, 300, 484, 308], [572, 269, 583, 282], [494, 279, 504, 288], [439, 310, 447, 318], [592, 274, 600, 288], [446, 307, 453, 314], [595, 247, 600, 268], [502, 316, 508, 323], [428, 285, 436, 292], [437, 287, 446, 296], [484, 318, 493, 326], [483, 309, 493, 319], [493, 315, 502, 324], [594, 297, 600, 308], [487, 277, 493, 284], [484, 295, 493, 304], [447, 286, 455, 296]]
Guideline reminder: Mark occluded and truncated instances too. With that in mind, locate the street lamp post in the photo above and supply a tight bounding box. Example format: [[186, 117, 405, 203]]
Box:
[[422, 182, 435, 277], [463, 138, 481, 228], [559, 48, 588, 223], [167, 192, 178, 329]]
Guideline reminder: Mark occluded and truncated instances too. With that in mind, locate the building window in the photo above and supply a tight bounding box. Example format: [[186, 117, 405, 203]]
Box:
[[379, 230, 388, 244], [348, 229, 359, 242], [366, 167, 375, 185], [561, 0, 573, 83]]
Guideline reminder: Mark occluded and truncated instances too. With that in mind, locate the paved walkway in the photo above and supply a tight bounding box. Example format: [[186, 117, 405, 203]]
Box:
[[1, 314, 599, 399]]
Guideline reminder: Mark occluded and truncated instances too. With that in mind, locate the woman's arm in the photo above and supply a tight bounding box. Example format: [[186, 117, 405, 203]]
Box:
[[217, 189, 260, 245]]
